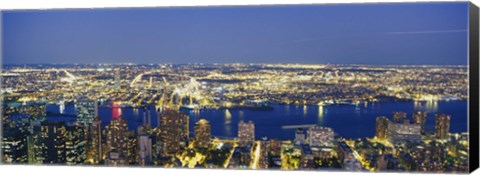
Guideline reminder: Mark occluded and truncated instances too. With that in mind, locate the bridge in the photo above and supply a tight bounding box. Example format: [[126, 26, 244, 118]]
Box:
[[281, 124, 317, 129]]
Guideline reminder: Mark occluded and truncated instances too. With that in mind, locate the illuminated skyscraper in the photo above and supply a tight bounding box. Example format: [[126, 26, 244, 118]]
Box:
[[412, 111, 427, 134], [194, 119, 211, 148], [237, 120, 255, 147], [1, 120, 29, 163], [158, 110, 189, 155], [307, 126, 334, 147], [31, 121, 67, 164], [259, 137, 269, 169], [29, 120, 85, 165], [294, 128, 306, 145], [105, 116, 129, 159], [86, 115, 102, 164], [75, 99, 96, 126], [393, 112, 407, 124], [435, 114, 451, 140], [64, 122, 86, 165], [114, 68, 121, 91], [126, 131, 138, 165], [138, 135, 153, 166], [376, 116, 390, 140]]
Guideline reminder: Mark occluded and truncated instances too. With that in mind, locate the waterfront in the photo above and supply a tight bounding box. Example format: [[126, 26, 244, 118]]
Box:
[[49, 100, 468, 140]]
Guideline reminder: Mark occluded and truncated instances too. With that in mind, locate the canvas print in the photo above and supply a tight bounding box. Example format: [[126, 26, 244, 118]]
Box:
[[0, 2, 473, 173]]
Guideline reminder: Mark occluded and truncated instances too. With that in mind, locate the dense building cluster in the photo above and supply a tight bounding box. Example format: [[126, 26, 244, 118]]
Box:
[[0, 63, 470, 173]]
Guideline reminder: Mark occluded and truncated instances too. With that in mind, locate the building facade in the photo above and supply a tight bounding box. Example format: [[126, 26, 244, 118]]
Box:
[[238, 120, 255, 147], [194, 119, 211, 148]]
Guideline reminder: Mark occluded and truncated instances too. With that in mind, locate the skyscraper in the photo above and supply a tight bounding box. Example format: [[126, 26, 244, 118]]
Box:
[[158, 110, 189, 155], [306, 126, 334, 147], [64, 122, 86, 165], [435, 114, 451, 140], [259, 137, 269, 169], [413, 111, 427, 134], [393, 112, 407, 124], [294, 128, 306, 145], [138, 135, 153, 166], [194, 119, 211, 148], [376, 116, 390, 140], [86, 115, 102, 164], [75, 99, 96, 126], [29, 120, 85, 165], [31, 121, 67, 164], [238, 120, 255, 147], [2, 120, 29, 164], [105, 116, 129, 159], [114, 68, 121, 91]]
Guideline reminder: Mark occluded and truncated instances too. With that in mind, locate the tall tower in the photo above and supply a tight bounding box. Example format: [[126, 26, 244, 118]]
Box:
[[138, 135, 153, 166], [194, 119, 211, 148], [75, 99, 96, 126], [86, 101, 102, 164], [294, 128, 306, 145], [435, 114, 451, 140], [114, 68, 121, 92], [158, 110, 189, 155], [105, 116, 129, 159], [87, 115, 102, 164], [376, 116, 390, 140], [237, 120, 255, 147], [413, 111, 427, 134]]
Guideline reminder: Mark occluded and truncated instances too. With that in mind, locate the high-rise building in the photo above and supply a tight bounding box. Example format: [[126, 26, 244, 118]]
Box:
[[413, 111, 427, 134], [158, 110, 189, 155], [64, 122, 86, 165], [75, 99, 96, 126], [393, 112, 407, 124], [435, 114, 451, 140], [337, 141, 362, 171], [1, 121, 29, 164], [105, 116, 129, 158], [294, 128, 306, 145], [31, 121, 67, 164], [114, 68, 121, 91], [259, 137, 269, 169], [138, 135, 153, 166], [86, 115, 102, 164], [126, 131, 138, 165], [387, 122, 421, 143], [306, 126, 334, 147], [376, 116, 390, 140], [194, 119, 211, 148], [29, 120, 85, 165], [238, 120, 255, 147], [300, 144, 314, 169]]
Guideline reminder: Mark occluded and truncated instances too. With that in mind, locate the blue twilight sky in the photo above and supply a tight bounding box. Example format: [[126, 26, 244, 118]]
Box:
[[1, 2, 469, 65]]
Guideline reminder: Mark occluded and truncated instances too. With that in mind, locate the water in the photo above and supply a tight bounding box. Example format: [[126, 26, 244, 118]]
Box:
[[47, 100, 468, 140]]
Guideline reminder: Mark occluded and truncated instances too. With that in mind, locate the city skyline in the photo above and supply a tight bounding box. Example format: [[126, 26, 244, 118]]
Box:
[[2, 2, 469, 65], [1, 2, 472, 173]]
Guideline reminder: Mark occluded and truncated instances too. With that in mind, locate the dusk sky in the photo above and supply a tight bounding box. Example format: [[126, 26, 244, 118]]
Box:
[[2, 2, 469, 65]]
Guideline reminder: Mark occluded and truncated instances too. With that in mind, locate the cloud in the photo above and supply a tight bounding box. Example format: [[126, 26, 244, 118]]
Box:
[[386, 29, 467, 35]]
